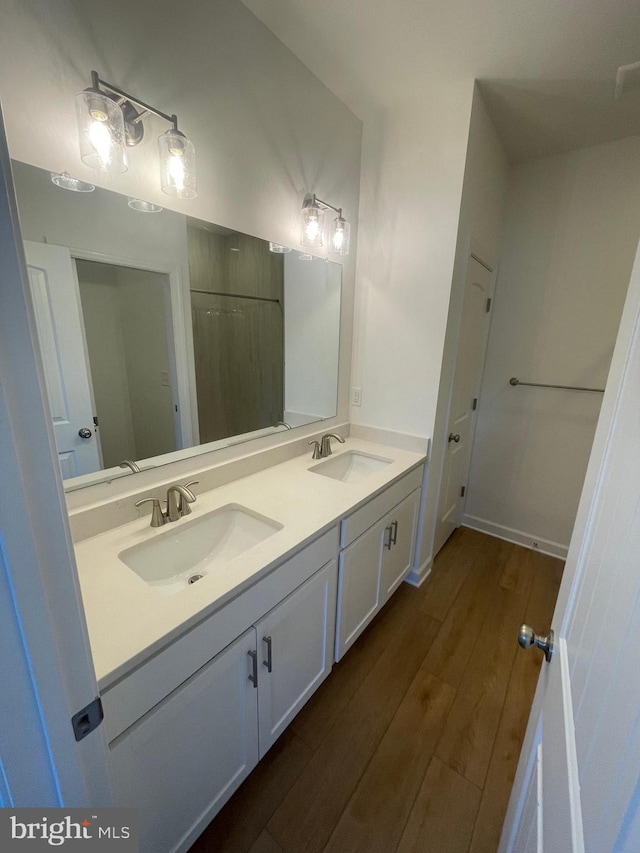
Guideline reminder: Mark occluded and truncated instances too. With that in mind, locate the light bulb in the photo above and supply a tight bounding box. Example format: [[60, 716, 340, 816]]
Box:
[[330, 215, 350, 256], [300, 200, 325, 247], [88, 119, 113, 169], [168, 154, 185, 193], [159, 130, 197, 199], [76, 89, 127, 174]]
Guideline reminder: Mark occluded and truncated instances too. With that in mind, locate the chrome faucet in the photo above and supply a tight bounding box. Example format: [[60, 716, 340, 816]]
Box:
[[166, 481, 199, 522], [134, 480, 199, 527], [308, 433, 346, 460], [320, 433, 345, 457], [119, 459, 141, 473]]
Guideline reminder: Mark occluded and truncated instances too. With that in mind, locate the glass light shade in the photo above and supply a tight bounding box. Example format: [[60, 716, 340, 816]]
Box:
[[269, 242, 292, 253], [75, 90, 127, 174], [128, 197, 163, 213], [50, 171, 95, 193], [300, 202, 325, 247], [330, 216, 351, 256], [159, 130, 197, 199]]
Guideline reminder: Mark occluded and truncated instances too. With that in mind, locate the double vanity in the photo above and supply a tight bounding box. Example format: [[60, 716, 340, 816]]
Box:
[[71, 435, 426, 853]]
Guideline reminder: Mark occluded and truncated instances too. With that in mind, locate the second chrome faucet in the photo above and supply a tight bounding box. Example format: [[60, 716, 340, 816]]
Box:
[[135, 481, 199, 528], [309, 433, 345, 460]]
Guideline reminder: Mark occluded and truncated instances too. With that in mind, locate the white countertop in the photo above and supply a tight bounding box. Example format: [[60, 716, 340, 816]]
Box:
[[73, 438, 425, 689]]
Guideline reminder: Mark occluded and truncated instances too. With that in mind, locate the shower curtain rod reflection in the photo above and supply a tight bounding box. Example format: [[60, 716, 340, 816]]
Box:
[[190, 288, 282, 305], [509, 377, 605, 393]]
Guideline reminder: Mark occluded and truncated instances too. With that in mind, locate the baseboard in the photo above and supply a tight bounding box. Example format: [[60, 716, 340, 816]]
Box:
[[461, 515, 568, 560], [405, 556, 433, 588]]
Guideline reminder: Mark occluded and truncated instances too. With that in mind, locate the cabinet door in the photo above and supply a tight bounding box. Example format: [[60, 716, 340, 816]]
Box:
[[380, 489, 420, 603], [255, 559, 337, 757], [335, 519, 386, 661], [109, 628, 259, 853]]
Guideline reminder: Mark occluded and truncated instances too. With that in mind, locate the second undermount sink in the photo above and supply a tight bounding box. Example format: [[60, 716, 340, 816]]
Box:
[[119, 504, 283, 597], [309, 450, 393, 484]]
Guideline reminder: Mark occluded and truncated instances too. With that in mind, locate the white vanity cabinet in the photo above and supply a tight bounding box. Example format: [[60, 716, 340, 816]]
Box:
[[335, 466, 422, 661], [105, 531, 338, 853], [109, 628, 259, 853], [256, 558, 336, 756]]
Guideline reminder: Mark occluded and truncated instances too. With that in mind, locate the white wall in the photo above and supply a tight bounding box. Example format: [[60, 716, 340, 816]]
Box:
[[464, 135, 640, 555], [414, 87, 509, 569], [350, 93, 473, 437], [284, 253, 341, 422]]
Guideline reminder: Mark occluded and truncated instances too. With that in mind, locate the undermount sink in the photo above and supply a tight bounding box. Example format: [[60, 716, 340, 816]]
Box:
[[309, 450, 393, 483], [119, 504, 283, 597]]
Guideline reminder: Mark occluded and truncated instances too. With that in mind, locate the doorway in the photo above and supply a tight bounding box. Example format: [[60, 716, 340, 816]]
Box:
[[432, 113, 640, 566], [76, 259, 177, 468]]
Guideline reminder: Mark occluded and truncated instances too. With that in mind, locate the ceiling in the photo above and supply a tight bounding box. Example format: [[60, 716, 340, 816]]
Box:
[[243, 0, 640, 161]]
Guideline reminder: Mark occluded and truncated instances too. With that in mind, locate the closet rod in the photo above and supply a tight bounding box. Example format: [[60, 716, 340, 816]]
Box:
[[191, 288, 281, 305], [509, 377, 604, 393]]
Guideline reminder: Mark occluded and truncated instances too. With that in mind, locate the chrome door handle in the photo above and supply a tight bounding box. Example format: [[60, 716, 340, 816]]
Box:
[[78, 427, 93, 438], [263, 636, 273, 673], [390, 520, 398, 546], [448, 433, 460, 443], [248, 649, 258, 687], [518, 624, 554, 663]]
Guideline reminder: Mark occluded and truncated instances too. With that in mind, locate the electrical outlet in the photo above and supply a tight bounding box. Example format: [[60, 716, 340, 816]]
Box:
[[351, 387, 362, 406]]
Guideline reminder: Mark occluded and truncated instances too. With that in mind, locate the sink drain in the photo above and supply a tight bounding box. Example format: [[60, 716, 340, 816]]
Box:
[[188, 574, 204, 585]]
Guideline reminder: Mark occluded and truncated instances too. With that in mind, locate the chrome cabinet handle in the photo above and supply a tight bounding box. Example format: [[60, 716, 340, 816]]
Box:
[[390, 520, 398, 546], [518, 624, 554, 663], [248, 649, 258, 687], [448, 433, 461, 443], [384, 525, 393, 550], [263, 636, 273, 673]]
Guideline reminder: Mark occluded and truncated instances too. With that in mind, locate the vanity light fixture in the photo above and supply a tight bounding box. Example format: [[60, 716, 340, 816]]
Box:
[[76, 71, 197, 198], [300, 193, 350, 255], [50, 171, 95, 193]]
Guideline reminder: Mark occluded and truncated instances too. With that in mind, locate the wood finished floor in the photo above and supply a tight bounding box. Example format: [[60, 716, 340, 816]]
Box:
[[188, 527, 563, 853]]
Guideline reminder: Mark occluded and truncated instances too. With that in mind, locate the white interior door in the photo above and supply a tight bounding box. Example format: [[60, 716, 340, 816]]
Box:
[[500, 237, 640, 852], [24, 240, 101, 477], [0, 106, 112, 807], [434, 254, 493, 554]]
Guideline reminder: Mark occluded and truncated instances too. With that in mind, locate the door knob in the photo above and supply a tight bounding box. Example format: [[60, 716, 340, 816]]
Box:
[[518, 624, 554, 663], [78, 427, 93, 439], [448, 433, 461, 443]]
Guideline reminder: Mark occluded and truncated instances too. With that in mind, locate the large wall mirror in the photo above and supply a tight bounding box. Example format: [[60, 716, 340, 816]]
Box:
[[12, 161, 342, 491]]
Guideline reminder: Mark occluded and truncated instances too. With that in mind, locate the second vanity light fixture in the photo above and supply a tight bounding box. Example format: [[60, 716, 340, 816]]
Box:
[[300, 193, 350, 256], [76, 71, 197, 199]]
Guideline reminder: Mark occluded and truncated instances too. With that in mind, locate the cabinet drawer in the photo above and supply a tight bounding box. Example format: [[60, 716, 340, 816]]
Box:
[[340, 465, 423, 548], [102, 526, 339, 742]]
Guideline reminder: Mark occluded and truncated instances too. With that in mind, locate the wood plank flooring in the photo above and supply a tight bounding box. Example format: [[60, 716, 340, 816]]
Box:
[[188, 528, 563, 853]]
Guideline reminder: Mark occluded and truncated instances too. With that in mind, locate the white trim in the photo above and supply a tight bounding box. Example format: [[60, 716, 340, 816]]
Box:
[[461, 514, 568, 559], [405, 556, 433, 588], [0, 105, 112, 806]]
